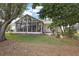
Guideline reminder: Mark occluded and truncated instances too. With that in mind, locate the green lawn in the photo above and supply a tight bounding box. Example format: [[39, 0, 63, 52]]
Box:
[[5, 33, 78, 46]]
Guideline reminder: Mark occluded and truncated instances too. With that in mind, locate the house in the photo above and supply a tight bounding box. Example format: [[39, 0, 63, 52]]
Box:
[[10, 14, 52, 34], [15, 14, 44, 34], [41, 18, 52, 33], [10, 15, 44, 34], [6, 14, 79, 35]]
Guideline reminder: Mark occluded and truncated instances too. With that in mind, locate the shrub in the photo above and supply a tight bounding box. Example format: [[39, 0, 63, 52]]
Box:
[[63, 27, 76, 38]]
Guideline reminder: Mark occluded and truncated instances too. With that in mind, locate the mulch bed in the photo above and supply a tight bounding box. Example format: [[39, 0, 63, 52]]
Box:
[[0, 40, 79, 56]]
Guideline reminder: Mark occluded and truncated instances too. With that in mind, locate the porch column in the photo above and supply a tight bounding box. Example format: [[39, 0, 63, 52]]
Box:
[[30, 19, 32, 32], [22, 23, 24, 32], [41, 23, 43, 33], [20, 23, 21, 32], [27, 17, 28, 32], [31, 23, 33, 32], [36, 22, 37, 32]]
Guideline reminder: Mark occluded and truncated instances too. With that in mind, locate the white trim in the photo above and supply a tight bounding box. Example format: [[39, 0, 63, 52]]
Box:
[[8, 32, 43, 34], [27, 32, 42, 34]]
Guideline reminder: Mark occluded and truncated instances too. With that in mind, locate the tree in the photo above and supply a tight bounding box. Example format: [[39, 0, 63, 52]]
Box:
[[33, 3, 79, 37], [0, 3, 27, 41]]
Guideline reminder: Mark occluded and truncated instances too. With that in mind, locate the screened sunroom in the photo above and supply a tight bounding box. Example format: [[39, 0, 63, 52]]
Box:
[[15, 15, 44, 34]]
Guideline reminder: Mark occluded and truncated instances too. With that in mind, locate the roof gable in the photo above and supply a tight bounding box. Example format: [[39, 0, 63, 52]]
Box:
[[16, 14, 43, 23]]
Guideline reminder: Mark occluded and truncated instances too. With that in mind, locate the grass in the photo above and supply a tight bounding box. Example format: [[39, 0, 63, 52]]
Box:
[[5, 33, 78, 46], [74, 33, 79, 40]]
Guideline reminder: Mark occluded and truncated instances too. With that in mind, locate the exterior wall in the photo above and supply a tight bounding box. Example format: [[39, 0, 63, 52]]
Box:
[[43, 24, 51, 33], [15, 15, 43, 34], [11, 18, 79, 35], [42, 18, 52, 33], [10, 15, 53, 34]]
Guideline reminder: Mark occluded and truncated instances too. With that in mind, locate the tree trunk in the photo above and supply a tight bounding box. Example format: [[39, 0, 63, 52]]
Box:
[[59, 26, 64, 34], [0, 20, 11, 41]]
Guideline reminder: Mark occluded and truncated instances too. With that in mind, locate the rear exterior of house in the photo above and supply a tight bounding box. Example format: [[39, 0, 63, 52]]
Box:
[[15, 15, 44, 34]]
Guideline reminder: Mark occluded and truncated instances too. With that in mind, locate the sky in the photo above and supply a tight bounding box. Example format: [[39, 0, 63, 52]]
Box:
[[23, 3, 43, 19], [11, 3, 43, 24]]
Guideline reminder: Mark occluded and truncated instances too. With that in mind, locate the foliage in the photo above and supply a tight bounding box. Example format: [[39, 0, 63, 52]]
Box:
[[63, 27, 77, 37], [39, 4, 79, 26], [33, 3, 79, 37], [0, 3, 27, 41], [33, 3, 79, 27], [73, 33, 79, 40], [0, 3, 26, 21]]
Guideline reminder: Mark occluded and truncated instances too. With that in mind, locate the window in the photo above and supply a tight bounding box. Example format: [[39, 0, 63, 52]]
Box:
[[16, 15, 43, 32]]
